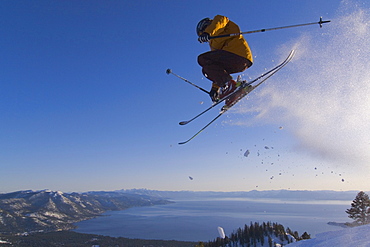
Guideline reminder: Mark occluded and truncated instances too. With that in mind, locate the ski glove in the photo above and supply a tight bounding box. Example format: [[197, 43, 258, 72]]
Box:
[[198, 32, 210, 43]]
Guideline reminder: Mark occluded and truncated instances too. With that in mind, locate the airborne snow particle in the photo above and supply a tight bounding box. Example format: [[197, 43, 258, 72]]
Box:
[[189, 176, 193, 180], [264, 146, 269, 149], [279, 126, 283, 130], [341, 179, 345, 182], [244, 150, 250, 157]]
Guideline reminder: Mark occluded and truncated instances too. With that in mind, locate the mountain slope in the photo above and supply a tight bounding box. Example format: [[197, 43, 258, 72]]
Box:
[[286, 224, 370, 247], [0, 190, 170, 234]]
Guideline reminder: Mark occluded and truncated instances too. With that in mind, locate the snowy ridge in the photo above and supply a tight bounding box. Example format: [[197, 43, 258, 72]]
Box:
[[205, 222, 309, 247], [206, 224, 370, 247], [286, 224, 370, 247]]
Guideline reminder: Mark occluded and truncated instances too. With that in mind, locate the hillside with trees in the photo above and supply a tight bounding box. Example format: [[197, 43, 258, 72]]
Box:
[[0, 231, 196, 247], [196, 222, 310, 247]]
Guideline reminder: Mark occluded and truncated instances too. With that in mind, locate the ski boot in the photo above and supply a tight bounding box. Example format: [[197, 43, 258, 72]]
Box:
[[223, 75, 251, 110], [218, 79, 237, 100]]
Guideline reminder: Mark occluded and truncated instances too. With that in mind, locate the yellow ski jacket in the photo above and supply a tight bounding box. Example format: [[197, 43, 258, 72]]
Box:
[[204, 15, 253, 63]]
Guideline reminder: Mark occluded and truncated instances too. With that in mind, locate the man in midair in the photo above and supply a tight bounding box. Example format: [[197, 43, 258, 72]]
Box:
[[196, 15, 253, 106]]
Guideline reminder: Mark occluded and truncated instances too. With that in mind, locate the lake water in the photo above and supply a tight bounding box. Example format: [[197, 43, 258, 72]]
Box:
[[74, 198, 351, 242]]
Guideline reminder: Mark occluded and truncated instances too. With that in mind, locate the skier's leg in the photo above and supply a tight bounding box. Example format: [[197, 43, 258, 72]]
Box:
[[198, 51, 232, 87], [198, 50, 252, 87]]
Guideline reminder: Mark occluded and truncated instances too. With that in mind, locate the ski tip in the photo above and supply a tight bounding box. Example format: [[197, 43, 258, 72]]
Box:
[[178, 138, 193, 145], [166, 68, 172, 74], [179, 121, 189, 125]]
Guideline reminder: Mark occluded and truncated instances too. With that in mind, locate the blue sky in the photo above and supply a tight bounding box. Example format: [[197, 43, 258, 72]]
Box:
[[1, 0, 369, 193]]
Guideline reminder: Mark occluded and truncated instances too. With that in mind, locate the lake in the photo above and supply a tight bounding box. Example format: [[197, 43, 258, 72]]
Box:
[[74, 197, 351, 242]]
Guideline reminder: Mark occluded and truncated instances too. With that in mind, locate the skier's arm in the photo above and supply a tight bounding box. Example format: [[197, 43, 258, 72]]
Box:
[[204, 15, 229, 36]]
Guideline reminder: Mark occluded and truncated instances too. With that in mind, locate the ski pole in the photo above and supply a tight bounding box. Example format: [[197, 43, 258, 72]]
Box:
[[166, 69, 210, 95], [210, 17, 331, 39]]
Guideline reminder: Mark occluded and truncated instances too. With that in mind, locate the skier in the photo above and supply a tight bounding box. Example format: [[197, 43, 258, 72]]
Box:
[[196, 15, 253, 105]]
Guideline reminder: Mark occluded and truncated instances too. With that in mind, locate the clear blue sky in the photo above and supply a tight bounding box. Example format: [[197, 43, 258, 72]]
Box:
[[1, 0, 369, 193]]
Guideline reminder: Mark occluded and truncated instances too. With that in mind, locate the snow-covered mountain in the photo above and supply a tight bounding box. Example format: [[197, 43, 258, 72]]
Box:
[[0, 190, 170, 234], [286, 224, 370, 247]]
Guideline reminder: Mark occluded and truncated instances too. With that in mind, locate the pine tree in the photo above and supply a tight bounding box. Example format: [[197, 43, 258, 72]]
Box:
[[268, 235, 273, 247], [301, 232, 311, 240], [345, 191, 370, 225]]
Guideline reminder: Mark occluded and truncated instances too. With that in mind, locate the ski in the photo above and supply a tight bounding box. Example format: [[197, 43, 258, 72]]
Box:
[[179, 50, 295, 126], [178, 112, 224, 145], [178, 50, 295, 145], [221, 50, 296, 111]]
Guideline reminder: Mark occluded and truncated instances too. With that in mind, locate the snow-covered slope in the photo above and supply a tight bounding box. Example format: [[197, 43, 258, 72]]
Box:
[[287, 224, 370, 247]]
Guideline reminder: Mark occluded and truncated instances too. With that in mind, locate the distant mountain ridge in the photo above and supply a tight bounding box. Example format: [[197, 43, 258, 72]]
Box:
[[117, 188, 361, 201], [0, 190, 171, 234]]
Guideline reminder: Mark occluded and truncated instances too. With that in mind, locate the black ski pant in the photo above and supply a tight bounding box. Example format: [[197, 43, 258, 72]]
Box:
[[198, 50, 252, 87]]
